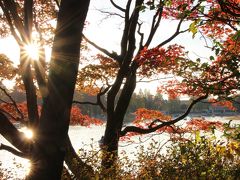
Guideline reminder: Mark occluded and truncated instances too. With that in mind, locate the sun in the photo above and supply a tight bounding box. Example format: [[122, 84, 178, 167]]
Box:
[[24, 43, 39, 60], [20, 127, 34, 139]]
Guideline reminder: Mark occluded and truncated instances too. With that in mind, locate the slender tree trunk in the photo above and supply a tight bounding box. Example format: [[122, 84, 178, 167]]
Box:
[[102, 73, 136, 174], [19, 46, 39, 126], [27, 0, 90, 179]]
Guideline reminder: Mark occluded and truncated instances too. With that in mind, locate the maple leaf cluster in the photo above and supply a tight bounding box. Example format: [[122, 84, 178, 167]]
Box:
[[136, 44, 186, 77], [133, 108, 172, 124], [70, 106, 103, 126], [76, 54, 118, 95], [185, 118, 223, 131], [161, 0, 197, 19], [0, 54, 17, 81]]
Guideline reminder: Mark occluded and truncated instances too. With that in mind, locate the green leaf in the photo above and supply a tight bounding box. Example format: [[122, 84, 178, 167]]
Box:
[[199, 6, 205, 13], [150, 5, 155, 10], [189, 21, 198, 38], [139, 5, 146, 11], [195, 130, 201, 143], [215, 48, 220, 55], [209, 56, 215, 61], [232, 30, 240, 41]]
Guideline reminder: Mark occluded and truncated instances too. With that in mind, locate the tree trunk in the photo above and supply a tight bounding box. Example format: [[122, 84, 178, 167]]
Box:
[[26, 0, 90, 179], [64, 136, 94, 179], [102, 73, 136, 174], [19, 46, 39, 127]]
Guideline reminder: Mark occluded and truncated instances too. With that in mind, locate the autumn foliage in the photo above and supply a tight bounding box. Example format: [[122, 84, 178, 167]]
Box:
[[70, 106, 103, 126], [0, 102, 103, 126]]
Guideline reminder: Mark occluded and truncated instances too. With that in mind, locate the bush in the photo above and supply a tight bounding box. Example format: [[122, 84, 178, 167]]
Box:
[[77, 129, 240, 179]]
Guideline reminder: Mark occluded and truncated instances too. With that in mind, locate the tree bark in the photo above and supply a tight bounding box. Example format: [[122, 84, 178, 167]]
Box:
[[64, 136, 94, 179], [26, 0, 90, 179], [102, 72, 137, 173]]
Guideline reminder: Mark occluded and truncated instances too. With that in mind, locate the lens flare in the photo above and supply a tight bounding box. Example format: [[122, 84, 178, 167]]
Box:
[[24, 44, 39, 60], [20, 127, 34, 139]]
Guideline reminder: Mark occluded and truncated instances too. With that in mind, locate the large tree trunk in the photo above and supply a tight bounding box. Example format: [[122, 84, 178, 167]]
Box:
[[27, 0, 90, 179], [64, 136, 94, 179]]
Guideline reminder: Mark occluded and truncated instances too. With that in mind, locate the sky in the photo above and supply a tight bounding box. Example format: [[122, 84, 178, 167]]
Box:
[[0, 0, 215, 94], [84, 0, 215, 94]]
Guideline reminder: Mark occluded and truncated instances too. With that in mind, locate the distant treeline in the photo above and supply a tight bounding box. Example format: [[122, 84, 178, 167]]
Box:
[[1, 87, 240, 123]]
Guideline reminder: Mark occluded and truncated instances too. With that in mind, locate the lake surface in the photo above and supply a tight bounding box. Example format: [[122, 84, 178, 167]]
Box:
[[0, 117, 239, 179]]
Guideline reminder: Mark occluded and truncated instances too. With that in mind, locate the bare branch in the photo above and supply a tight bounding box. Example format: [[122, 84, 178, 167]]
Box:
[[144, 2, 164, 47], [83, 34, 121, 62], [110, 0, 125, 12], [121, 0, 144, 66], [120, 0, 132, 59], [72, 100, 98, 106], [97, 86, 111, 112], [0, 1, 22, 44], [0, 143, 28, 158], [158, 19, 188, 47], [2, 0, 26, 41], [97, 9, 125, 19], [158, 2, 201, 47], [120, 94, 208, 136], [0, 111, 32, 154], [73, 86, 110, 112], [0, 86, 24, 120], [137, 22, 144, 50]]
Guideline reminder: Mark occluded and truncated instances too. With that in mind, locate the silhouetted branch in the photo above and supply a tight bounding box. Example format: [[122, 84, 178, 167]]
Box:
[[0, 143, 28, 158], [110, 0, 125, 12], [137, 22, 144, 50], [97, 9, 125, 19], [83, 34, 121, 62], [158, 2, 201, 47], [0, 1, 22, 44], [120, 94, 208, 136], [0, 86, 24, 120], [144, 1, 164, 47], [0, 111, 31, 154], [73, 86, 110, 112], [54, 0, 60, 8]]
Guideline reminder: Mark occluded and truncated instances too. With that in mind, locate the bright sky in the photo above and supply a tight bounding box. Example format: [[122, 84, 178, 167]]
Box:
[[0, 0, 214, 94]]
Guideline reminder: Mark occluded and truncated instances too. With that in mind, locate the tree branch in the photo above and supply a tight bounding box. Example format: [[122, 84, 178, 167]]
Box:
[[0, 143, 28, 158], [0, 86, 24, 120], [0, 1, 22, 45], [120, 0, 132, 59], [2, 0, 26, 41], [110, 0, 125, 12], [137, 22, 144, 50], [73, 86, 110, 112], [121, 0, 144, 67], [97, 9, 125, 19], [120, 94, 208, 136], [54, 0, 60, 8], [158, 2, 201, 47], [144, 1, 164, 47], [0, 111, 32, 154], [83, 34, 121, 62], [217, 0, 240, 17]]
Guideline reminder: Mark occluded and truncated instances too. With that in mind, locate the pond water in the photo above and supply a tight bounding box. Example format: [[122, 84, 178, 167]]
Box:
[[0, 117, 239, 179]]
